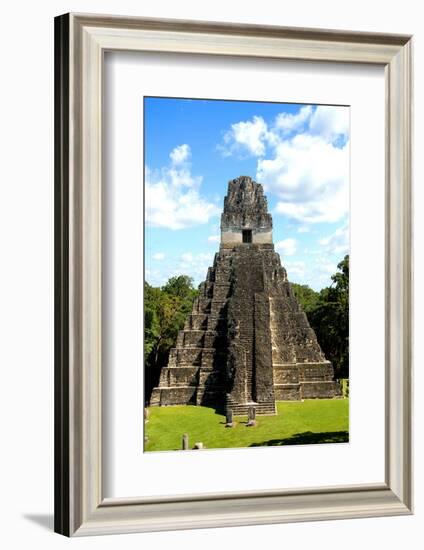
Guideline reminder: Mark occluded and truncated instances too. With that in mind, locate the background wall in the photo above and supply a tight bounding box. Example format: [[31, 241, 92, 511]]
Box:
[[0, 1, 421, 548]]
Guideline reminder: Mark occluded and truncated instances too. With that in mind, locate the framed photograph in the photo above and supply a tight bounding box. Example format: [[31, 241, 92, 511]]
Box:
[[54, 13, 413, 536], [143, 99, 349, 452]]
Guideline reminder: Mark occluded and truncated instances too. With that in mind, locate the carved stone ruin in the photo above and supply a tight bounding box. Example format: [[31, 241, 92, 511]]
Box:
[[225, 409, 234, 428], [150, 176, 342, 415], [246, 405, 256, 427]]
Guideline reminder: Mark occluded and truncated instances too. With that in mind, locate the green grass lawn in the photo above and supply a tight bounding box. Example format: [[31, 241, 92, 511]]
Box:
[[145, 399, 349, 452]]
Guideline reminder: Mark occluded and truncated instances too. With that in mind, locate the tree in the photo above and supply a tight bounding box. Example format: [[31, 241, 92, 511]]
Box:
[[308, 255, 349, 379], [291, 283, 320, 314], [162, 275, 198, 334], [144, 282, 161, 361], [162, 275, 196, 299], [291, 256, 349, 379]]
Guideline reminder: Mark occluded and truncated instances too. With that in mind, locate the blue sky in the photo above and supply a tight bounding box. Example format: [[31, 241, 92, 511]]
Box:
[[144, 97, 349, 291]]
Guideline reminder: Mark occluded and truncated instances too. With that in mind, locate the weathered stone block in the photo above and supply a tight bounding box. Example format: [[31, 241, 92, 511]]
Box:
[[167, 367, 199, 387], [274, 384, 301, 400], [155, 386, 197, 406], [300, 381, 342, 399], [273, 366, 300, 384]]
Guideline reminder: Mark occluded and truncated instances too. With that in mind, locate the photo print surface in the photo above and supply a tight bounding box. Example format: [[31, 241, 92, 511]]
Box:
[[143, 97, 349, 452]]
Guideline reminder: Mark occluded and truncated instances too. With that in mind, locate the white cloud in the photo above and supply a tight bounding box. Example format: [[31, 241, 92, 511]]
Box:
[[275, 238, 297, 256], [180, 252, 194, 263], [218, 105, 349, 224], [145, 146, 220, 230], [259, 134, 349, 223], [309, 105, 349, 142], [146, 251, 216, 288], [153, 252, 165, 260], [178, 252, 214, 282], [283, 257, 338, 290], [169, 143, 190, 165], [284, 260, 306, 280], [165, 167, 198, 188], [312, 259, 339, 289], [319, 223, 349, 256], [208, 235, 220, 243], [219, 116, 275, 157], [274, 105, 312, 135], [297, 225, 310, 233]]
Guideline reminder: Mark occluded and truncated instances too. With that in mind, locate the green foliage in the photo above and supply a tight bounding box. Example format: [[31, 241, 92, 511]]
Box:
[[339, 378, 349, 398], [291, 283, 320, 313], [292, 255, 349, 379], [145, 399, 349, 451], [144, 276, 199, 401], [162, 275, 196, 298]]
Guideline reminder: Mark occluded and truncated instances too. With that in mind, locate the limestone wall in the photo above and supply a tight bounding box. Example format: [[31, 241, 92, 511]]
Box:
[[221, 229, 273, 245]]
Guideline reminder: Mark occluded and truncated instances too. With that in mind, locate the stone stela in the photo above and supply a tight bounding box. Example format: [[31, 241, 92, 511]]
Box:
[[150, 176, 342, 415], [246, 406, 256, 427], [225, 409, 234, 428]]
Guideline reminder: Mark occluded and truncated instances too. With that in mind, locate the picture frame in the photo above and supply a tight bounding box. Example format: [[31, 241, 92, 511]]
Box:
[[54, 13, 413, 536]]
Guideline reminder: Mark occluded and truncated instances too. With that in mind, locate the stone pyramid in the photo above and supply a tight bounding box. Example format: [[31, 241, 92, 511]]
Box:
[[150, 176, 341, 415]]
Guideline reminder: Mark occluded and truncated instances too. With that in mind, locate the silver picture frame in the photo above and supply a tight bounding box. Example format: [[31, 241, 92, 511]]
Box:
[[54, 13, 413, 536]]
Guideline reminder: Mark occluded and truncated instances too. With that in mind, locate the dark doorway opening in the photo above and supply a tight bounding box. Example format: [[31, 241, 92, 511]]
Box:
[[242, 229, 252, 243]]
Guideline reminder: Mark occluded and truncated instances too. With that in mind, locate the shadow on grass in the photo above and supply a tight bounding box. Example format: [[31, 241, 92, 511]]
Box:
[[249, 430, 349, 447], [210, 403, 226, 416]]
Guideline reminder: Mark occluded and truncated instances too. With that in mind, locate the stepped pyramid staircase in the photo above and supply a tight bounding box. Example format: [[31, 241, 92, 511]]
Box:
[[150, 176, 342, 415]]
